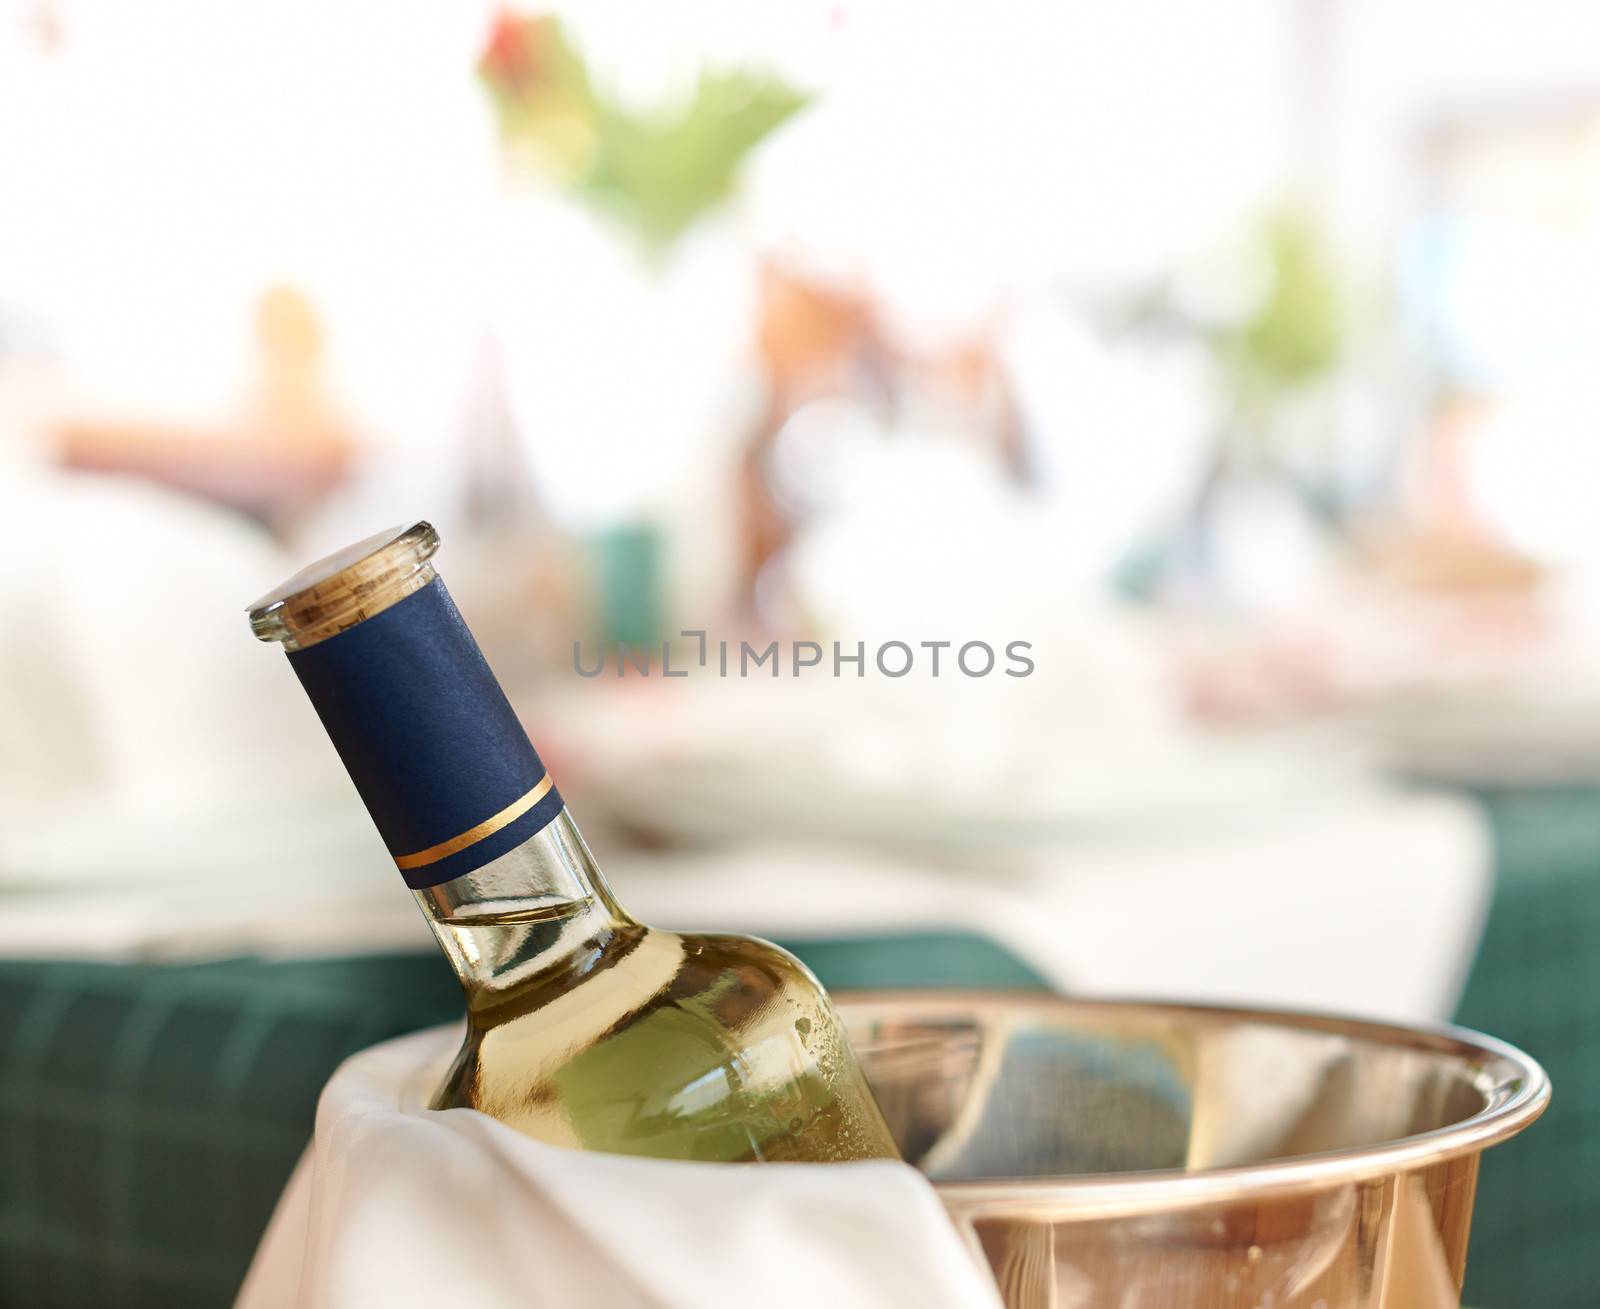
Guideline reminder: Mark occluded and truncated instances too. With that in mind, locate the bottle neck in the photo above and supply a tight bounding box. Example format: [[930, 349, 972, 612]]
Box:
[[252, 528, 629, 1003], [416, 808, 636, 1005]]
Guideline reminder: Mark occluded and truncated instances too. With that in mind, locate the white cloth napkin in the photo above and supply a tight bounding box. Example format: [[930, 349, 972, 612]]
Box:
[[236, 1026, 1004, 1309]]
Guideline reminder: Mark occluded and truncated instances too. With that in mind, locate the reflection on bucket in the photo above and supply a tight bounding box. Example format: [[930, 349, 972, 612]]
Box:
[[840, 993, 1547, 1309]]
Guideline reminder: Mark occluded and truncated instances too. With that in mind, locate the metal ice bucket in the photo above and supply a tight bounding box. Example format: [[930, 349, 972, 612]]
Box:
[[837, 992, 1548, 1309]]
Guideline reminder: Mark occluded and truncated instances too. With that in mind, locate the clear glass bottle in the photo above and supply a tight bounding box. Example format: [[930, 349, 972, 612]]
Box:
[[248, 522, 899, 1164]]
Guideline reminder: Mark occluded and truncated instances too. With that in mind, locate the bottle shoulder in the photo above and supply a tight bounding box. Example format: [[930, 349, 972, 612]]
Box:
[[656, 929, 829, 997], [466, 923, 830, 1036]]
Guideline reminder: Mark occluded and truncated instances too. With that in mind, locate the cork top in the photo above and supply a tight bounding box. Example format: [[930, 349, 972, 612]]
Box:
[[248, 521, 440, 651]]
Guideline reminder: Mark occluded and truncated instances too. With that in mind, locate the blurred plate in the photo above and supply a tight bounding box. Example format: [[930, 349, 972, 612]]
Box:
[[586, 726, 1370, 851], [0, 796, 387, 889], [1369, 684, 1600, 785]]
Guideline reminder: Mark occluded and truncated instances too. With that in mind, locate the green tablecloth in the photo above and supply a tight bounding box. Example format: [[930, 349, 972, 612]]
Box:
[[0, 931, 1045, 1309], [1452, 786, 1600, 1309]]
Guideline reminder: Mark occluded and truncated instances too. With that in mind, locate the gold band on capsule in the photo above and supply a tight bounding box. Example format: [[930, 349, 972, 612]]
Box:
[[392, 774, 555, 872]]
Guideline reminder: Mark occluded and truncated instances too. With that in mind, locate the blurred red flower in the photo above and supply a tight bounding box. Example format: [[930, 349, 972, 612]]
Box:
[[479, 9, 548, 97]]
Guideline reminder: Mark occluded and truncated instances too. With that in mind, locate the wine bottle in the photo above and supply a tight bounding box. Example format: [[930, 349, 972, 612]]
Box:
[[248, 522, 899, 1164]]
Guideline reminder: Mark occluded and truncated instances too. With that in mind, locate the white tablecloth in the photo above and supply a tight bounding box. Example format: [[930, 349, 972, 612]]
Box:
[[0, 786, 1489, 1025], [613, 785, 1491, 1024]]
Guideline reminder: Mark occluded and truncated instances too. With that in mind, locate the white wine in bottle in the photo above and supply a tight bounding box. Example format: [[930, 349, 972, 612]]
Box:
[[248, 522, 899, 1164]]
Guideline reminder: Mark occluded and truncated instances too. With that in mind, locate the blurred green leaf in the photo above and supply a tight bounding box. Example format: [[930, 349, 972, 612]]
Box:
[[1218, 211, 1344, 417], [479, 13, 809, 253]]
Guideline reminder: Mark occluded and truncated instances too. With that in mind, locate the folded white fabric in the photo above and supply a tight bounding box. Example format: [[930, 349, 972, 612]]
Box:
[[237, 1026, 1004, 1309]]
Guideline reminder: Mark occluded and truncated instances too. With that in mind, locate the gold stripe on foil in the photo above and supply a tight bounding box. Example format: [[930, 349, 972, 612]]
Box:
[[393, 774, 555, 871]]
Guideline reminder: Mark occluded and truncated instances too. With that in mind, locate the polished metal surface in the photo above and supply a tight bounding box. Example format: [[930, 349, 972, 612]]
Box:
[[838, 992, 1548, 1309]]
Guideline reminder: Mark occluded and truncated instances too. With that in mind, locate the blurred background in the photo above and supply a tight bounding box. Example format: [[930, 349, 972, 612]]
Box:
[[2, 1, 1598, 1305]]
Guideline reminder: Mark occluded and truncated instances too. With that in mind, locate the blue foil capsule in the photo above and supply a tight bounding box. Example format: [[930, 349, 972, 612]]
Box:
[[286, 578, 563, 888]]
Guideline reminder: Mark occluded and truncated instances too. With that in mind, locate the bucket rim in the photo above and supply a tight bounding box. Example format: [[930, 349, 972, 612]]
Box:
[[835, 988, 1550, 1217]]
